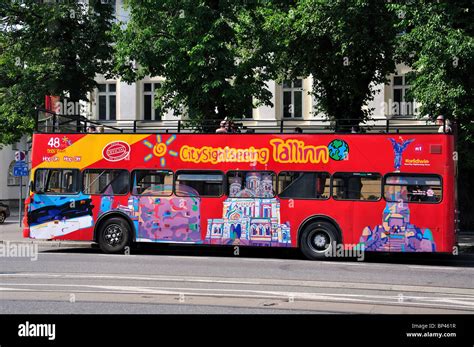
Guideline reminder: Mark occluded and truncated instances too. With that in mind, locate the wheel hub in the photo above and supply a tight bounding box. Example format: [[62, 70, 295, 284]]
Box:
[[308, 229, 331, 253], [104, 224, 123, 246]]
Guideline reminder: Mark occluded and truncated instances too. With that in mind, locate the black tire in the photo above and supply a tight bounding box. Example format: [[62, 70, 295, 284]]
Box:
[[98, 217, 131, 254], [0, 212, 5, 224], [299, 221, 339, 260]]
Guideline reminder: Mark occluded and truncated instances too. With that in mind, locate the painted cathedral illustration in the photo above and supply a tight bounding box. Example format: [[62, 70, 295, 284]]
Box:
[[206, 172, 291, 247], [356, 138, 436, 252]]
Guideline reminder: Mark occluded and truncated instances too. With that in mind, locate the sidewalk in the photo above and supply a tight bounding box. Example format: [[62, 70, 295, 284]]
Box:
[[0, 220, 93, 248]]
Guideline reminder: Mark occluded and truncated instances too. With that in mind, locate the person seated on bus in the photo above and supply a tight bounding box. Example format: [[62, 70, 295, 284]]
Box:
[[294, 127, 303, 133], [87, 125, 97, 133], [226, 120, 241, 133], [347, 177, 362, 200], [216, 121, 227, 133], [436, 115, 452, 134]]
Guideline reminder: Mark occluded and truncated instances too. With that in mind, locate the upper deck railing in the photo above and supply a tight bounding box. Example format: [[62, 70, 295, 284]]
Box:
[[35, 108, 453, 135]]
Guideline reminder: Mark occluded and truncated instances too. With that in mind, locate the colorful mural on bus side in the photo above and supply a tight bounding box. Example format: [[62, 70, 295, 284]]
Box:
[[99, 173, 291, 247], [28, 193, 94, 239], [356, 137, 436, 252], [100, 184, 201, 243], [206, 172, 291, 247]]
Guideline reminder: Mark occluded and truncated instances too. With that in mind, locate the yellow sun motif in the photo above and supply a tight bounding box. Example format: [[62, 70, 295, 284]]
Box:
[[143, 134, 178, 167]]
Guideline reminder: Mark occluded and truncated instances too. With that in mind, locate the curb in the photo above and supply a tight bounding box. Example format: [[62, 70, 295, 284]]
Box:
[[0, 240, 94, 248]]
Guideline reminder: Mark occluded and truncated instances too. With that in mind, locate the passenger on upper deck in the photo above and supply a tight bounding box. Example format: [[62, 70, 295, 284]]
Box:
[[436, 115, 452, 134], [216, 121, 227, 133], [294, 127, 303, 133]]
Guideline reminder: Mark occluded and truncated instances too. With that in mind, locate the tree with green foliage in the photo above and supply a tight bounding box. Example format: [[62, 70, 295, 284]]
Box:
[[113, 0, 276, 129], [265, 0, 397, 130], [393, 0, 473, 126], [0, 0, 114, 145], [392, 0, 474, 229], [263, 0, 396, 218]]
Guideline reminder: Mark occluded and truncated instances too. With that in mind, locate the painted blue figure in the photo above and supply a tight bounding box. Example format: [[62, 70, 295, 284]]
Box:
[[100, 196, 114, 214], [388, 138, 415, 171]]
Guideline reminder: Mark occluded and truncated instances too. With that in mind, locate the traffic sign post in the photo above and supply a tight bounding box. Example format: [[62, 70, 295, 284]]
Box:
[[13, 151, 29, 227], [14, 151, 26, 162], [13, 162, 28, 177]]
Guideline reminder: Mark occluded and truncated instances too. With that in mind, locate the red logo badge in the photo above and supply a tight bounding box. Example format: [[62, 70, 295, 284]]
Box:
[[102, 141, 131, 162]]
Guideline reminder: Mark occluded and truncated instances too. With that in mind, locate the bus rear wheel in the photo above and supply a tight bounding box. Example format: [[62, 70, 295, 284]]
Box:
[[300, 221, 339, 260], [0, 212, 5, 224], [98, 217, 131, 254]]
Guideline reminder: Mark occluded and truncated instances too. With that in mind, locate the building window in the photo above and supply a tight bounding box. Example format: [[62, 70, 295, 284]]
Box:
[[175, 171, 224, 197], [332, 172, 382, 201], [97, 83, 116, 121], [83, 169, 129, 195], [7, 161, 20, 186], [132, 170, 173, 196], [391, 74, 415, 117], [278, 172, 330, 199], [283, 79, 303, 118], [143, 82, 162, 121]]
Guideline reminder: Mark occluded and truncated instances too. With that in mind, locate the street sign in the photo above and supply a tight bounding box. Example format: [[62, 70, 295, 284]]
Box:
[[14, 151, 26, 162], [13, 162, 28, 177]]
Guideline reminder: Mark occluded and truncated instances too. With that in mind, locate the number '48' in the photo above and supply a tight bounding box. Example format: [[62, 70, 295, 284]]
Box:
[[48, 137, 61, 148]]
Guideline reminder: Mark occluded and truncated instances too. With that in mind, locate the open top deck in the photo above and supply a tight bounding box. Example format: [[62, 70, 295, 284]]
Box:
[[35, 108, 452, 135]]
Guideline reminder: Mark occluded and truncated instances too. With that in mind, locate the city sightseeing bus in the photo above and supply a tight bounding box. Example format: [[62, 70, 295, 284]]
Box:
[[23, 114, 457, 259]]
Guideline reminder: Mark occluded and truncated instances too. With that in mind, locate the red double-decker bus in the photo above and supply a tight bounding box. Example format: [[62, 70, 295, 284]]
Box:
[[23, 114, 457, 259]]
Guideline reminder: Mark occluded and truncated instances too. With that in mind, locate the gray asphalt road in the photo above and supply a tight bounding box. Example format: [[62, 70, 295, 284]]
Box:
[[1, 244, 474, 314]]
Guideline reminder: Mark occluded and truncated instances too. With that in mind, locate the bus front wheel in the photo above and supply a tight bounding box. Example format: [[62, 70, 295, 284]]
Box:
[[98, 217, 131, 254], [300, 221, 339, 260]]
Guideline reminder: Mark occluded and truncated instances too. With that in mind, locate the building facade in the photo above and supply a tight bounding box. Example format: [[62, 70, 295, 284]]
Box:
[[90, 65, 418, 126]]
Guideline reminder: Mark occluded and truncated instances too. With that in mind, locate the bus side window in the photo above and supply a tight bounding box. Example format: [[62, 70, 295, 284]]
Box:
[[332, 172, 381, 201], [228, 171, 276, 198], [83, 169, 130, 195], [132, 170, 173, 196], [175, 171, 224, 197], [384, 174, 442, 204], [34, 169, 80, 194], [278, 171, 330, 199]]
